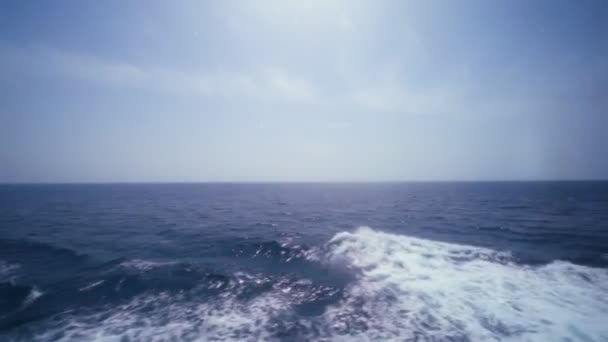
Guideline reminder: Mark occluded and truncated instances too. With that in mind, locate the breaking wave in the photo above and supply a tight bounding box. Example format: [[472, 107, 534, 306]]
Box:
[[317, 227, 608, 341]]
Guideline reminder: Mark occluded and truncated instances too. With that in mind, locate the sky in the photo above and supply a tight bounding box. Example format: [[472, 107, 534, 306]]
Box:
[[0, 0, 607, 182]]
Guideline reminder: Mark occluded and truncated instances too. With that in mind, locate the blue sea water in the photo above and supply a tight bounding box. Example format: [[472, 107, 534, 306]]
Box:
[[0, 182, 607, 341]]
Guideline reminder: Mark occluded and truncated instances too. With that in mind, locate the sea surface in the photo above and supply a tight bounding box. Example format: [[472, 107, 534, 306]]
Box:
[[0, 182, 607, 341]]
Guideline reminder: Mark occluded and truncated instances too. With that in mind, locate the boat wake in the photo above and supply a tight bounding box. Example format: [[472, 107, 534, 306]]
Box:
[[4, 227, 608, 341]]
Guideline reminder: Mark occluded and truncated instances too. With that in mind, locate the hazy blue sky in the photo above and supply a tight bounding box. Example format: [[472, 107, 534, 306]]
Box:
[[1, 0, 606, 182]]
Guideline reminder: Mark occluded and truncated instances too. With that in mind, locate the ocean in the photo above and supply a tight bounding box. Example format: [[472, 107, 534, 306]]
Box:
[[0, 182, 607, 341]]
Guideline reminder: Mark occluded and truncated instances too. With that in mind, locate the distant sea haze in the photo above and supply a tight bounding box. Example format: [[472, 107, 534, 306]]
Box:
[[1, 182, 607, 341]]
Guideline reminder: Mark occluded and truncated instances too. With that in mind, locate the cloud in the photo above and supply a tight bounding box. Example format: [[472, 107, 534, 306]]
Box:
[[0, 44, 319, 105], [349, 81, 462, 115], [263, 67, 318, 102], [2, 43, 463, 116], [0, 39, 567, 120]]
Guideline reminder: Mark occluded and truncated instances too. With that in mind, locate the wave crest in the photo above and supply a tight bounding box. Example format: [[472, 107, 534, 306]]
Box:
[[318, 227, 608, 341]]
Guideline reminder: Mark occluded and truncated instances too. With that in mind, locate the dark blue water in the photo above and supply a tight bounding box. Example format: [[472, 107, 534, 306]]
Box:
[[1, 182, 607, 341]]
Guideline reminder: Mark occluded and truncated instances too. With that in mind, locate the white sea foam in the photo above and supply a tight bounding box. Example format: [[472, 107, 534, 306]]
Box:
[[17, 228, 608, 341], [30, 291, 285, 342], [0, 260, 20, 282], [317, 227, 608, 341], [21, 286, 43, 309], [79, 280, 106, 292], [119, 259, 178, 272]]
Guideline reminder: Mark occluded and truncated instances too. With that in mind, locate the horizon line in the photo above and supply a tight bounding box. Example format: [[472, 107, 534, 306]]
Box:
[[1, 179, 608, 185]]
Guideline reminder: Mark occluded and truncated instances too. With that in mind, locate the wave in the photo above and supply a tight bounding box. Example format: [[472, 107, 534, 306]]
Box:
[[0, 239, 90, 286], [14, 271, 343, 341], [0, 283, 43, 323], [0, 239, 84, 262], [317, 227, 608, 341], [4, 227, 608, 341], [0, 283, 32, 316]]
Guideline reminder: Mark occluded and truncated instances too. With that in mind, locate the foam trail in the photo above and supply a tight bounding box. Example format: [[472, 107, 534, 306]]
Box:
[[10, 228, 608, 342], [319, 227, 608, 341]]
